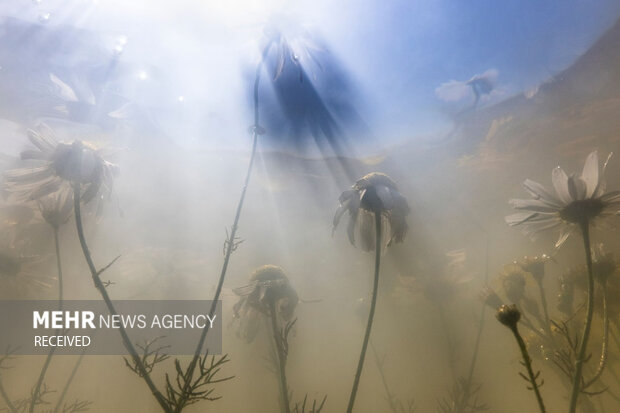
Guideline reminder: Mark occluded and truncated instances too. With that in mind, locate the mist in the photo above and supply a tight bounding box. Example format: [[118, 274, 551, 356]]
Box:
[[2, 1, 620, 412]]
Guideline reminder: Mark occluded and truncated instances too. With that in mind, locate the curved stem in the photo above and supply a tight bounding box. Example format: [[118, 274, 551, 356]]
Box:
[[583, 283, 609, 389], [0, 379, 17, 413], [29, 226, 63, 413], [53, 350, 86, 413], [569, 220, 595, 413], [510, 324, 546, 413], [346, 211, 382, 413], [174, 43, 272, 413], [73, 181, 171, 413], [268, 298, 291, 413]]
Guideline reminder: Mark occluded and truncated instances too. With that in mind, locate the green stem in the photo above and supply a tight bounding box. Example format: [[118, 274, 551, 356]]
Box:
[[29, 226, 63, 413], [535, 278, 555, 348], [346, 211, 382, 413], [456, 235, 489, 412], [569, 220, 595, 413], [583, 283, 609, 389], [268, 298, 291, 413], [173, 41, 272, 413], [53, 350, 86, 413], [0, 378, 17, 413], [73, 180, 172, 413], [510, 324, 546, 413]]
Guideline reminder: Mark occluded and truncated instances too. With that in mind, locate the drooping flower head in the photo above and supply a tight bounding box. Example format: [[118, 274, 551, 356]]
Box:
[[506, 151, 620, 248], [3, 126, 118, 206], [232, 265, 299, 343], [333, 172, 410, 252], [37, 183, 73, 229]]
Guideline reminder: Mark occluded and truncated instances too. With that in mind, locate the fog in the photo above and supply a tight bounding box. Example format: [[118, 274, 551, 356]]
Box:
[[2, 1, 620, 412]]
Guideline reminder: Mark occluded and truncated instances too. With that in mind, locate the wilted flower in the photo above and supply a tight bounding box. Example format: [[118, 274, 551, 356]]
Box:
[[232, 265, 299, 343], [333, 172, 409, 252], [496, 304, 521, 328], [3, 126, 118, 205], [37, 183, 73, 229], [506, 151, 620, 248]]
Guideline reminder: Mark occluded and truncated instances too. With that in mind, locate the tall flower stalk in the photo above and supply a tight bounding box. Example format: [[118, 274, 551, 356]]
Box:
[[506, 151, 620, 412], [29, 187, 73, 413], [496, 305, 546, 413], [347, 211, 381, 413], [268, 296, 291, 413], [69, 142, 172, 412], [173, 41, 275, 412], [333, 172, 409, 412], [232, 265, 298, 412]]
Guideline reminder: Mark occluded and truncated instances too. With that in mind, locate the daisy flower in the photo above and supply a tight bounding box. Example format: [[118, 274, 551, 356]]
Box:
[[506, 151, 620, 248], [506, 150, 620, 413], [333, 172, 409, 252], [3, 125, 118, 206], [232, 265, 298, 343]]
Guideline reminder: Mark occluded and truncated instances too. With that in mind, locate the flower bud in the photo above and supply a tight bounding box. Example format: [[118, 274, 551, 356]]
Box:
[[496, 304, 521, 328]]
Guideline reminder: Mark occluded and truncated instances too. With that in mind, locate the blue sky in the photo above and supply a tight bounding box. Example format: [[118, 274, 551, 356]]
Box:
[[1, 0, 620, 153], [327, 0, 620, 142]]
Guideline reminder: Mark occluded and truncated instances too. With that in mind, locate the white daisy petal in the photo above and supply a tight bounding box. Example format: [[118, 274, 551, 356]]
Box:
[[523, 220, 563, 235], [505, 212, 538, 226], [600, 190, 620, 204], [567, 175, 587, 201], [552, 166, 573, 203], [509, 198, 559, 214], [594, 152, 613, 197], [523, 179, 562, 206], [555, 227, 575, 249], [581, 151, 599, 198]]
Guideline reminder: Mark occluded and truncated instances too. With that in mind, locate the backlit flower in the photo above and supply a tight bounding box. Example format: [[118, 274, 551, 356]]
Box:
[[506, 151, 620, 248], [333, 172, 409, 252], [3, 126, 118, 205], [37, 183, 73, 229], [232, 265, 299, 343]]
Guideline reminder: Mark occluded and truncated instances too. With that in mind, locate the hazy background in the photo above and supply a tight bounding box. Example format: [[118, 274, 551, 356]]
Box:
[[1, 1, 620, 412]]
